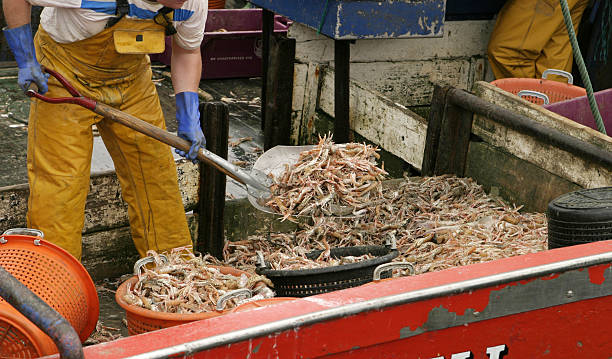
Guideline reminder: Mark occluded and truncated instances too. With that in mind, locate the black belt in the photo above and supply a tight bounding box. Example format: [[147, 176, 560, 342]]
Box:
[[106, 0, 130, 28]]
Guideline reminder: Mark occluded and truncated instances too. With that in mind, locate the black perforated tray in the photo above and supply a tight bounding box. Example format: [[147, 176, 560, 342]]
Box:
[[256, 245, 398, 297]]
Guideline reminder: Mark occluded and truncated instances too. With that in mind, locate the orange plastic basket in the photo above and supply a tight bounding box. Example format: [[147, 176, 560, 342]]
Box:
[[209, 0, 225, 9], [230, 297, 296, 313], [0, 229, 99, 358], [116, 265, 250, 336], [491, 69, 585, 105]]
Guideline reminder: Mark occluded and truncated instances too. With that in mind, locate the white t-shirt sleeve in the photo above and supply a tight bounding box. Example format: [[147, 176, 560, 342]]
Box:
[[172, 0, 207, 50]]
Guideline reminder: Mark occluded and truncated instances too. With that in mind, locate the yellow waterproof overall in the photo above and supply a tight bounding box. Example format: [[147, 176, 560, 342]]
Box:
[[29, 18, 192, 260], [487, 0, 589, 80]]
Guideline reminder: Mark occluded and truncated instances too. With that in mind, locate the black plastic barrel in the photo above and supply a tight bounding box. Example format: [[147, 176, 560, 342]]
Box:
[[547, 187, 612, 249]]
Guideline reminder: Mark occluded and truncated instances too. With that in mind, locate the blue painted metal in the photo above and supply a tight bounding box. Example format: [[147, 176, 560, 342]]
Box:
[[249, 0, 446, 40]]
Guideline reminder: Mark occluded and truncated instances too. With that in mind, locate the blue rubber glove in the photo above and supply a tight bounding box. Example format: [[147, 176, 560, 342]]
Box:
[[3, 23, 49, 94], [175, 91, 205, 162]]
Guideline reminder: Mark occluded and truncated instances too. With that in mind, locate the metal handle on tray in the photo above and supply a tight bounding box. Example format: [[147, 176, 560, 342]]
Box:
[[216, 288, 252, 311], [384, 235, 397, 250], [1, 228, 45, 238], [542, 69, 574, 84], [517, 90, 550, 105], [255, 250, 268, 269], [372, 262, 415, 281], [133, 254, 169, 275]]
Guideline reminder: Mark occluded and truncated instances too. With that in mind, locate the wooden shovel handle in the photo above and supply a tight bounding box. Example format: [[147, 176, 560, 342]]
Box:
[[93, 102, 244, 184]]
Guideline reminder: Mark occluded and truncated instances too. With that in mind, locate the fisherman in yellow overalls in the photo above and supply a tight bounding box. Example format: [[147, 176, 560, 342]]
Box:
[[2, 0, 208, 260], [488, 0, 590, 80]]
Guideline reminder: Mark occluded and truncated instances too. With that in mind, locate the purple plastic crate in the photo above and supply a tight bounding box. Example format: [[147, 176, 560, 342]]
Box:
[[543, 89, 612, 135], [150, 9, 290, 79]]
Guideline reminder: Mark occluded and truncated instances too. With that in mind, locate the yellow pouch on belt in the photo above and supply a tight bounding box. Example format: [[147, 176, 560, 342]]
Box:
[[113, 28, 166, 54]]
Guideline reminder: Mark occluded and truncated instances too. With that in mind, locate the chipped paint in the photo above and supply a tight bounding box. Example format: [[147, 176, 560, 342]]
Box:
[[589, 263, 611, 285], [250, 0, 445, 40], [399, 265, 612, 338]]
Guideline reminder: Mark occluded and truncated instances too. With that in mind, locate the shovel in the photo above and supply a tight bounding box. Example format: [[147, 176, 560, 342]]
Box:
[[25, 67, 325, 216]]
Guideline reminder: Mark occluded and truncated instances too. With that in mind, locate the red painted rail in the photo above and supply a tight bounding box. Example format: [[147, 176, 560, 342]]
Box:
[[43, 240, 612, 359]]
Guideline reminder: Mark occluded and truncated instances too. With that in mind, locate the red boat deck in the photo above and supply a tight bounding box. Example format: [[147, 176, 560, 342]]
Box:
[[43, 240, 612, 359]]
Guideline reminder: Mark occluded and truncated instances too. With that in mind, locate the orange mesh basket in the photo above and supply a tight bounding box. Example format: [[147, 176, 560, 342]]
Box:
[[491, 69, 586, 105], [0, 229, 99, 358], [230, 297, 296, 313], [209, 0, 225, 9], [116, 265, 250, 336]]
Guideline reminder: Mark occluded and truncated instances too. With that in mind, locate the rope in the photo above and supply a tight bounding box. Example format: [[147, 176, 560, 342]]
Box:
[[594, 0, 612, 62], [317, 0, 331, 34], [560, 0, 608, 135]]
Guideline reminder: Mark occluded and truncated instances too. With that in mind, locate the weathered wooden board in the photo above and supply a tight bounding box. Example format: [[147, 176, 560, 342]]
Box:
[[317, 67, 428, 170], [472, 81, 612, 189], [0, 161, 199, 234], [289, 21, 493, 63], [465, 141, 582, 212], [288, 20, 492, 107], [348, 58, 487, 107], [292, 62, 321, 144]]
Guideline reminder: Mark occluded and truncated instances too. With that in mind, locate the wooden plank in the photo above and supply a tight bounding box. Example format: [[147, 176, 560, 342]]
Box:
[[472, 81, 612, 189], [198, 102, 229, 259], [290, 21, 494, 63], [334, 40, 351, 143], [0, 161, 199, 234], [421, 85, 450, 176], [263, 35, 296, 150], [433, 101, 474, 176], [465, 141, 582, 212], [290, 63, 308, 144], [474, 82, 612, 151], [294, 62, 321, 144], [81, 226, 137, 281], [261, 9, 274, 131], [289, 19, 492, 108], [318, 67, 428, 170]]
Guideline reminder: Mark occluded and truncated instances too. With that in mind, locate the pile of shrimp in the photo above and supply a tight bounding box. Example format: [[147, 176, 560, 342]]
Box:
[[265, 134, 388, 220], [123, 246, 273, 314], [216, 175, 548, 275]]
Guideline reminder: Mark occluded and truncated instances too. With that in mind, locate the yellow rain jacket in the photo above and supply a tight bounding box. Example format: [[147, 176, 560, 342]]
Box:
[[488, 0, 589, 80], [28, 18, 192, 260]]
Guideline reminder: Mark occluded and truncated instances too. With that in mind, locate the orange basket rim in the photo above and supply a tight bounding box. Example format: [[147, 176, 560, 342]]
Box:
[[116, 265, 250, 321], [0, 234, 100, 342], [230, 297, 296, 313], [0, 301, 57, 356], [491, 78, 586, 93]]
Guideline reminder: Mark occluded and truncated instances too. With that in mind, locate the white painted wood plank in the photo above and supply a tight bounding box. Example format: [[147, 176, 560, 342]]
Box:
[[288, 21, 495, 63], [318, 68, 428, 170]]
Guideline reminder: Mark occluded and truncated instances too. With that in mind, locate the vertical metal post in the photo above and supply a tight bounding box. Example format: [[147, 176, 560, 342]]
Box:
[[334, 40, 351, 143], [197, 101, 229, 259], [261, 9, 274, 131]]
